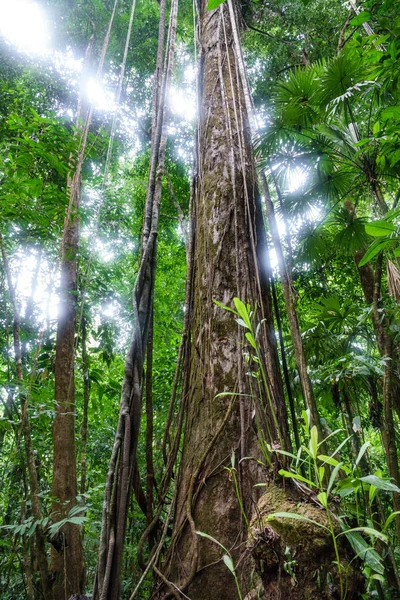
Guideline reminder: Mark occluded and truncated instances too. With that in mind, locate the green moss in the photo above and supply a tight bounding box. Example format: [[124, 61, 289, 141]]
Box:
[[248, 484, 364, 600]]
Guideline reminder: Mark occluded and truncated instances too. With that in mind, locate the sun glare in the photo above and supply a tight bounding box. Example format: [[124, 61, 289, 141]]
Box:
[[87, 77, 117, 112], [0, 0, 50, 55]]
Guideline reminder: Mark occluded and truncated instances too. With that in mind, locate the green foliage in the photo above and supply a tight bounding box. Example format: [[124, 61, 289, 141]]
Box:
[[1, 0, 400, 597], [271, 419, 399, 598], [206, 0, 226, 10]]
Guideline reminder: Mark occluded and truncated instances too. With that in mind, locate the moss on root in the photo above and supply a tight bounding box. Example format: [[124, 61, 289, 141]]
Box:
[[248, 484, 364, 600]]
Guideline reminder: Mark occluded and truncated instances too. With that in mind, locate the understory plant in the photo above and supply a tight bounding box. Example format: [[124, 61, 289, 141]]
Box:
[[217, 297, 400, 600]]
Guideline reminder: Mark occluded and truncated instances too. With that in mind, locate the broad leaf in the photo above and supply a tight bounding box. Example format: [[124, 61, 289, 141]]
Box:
[[358, 238, 392, 266], [359, 475, 400, 493], [196, 530, 228, 553], [338, 527, 387, 544], [354, 442, 370, 470], [350, 11, 370, 26], [365, 220, 396, 237], [345, 531, 384, 574]]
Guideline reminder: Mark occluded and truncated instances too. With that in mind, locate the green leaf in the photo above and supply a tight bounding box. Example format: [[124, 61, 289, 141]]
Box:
[[68, 516, 88, 526], [213, 299, 236, 314], [233, 298, 252, 329], [318, 428, 342, 447], [302, 409, 310, 431], [68, 504, 88, 517], [358, 239, 391, 266], [365, 221, 396, 237], [318, 466, 325, 485], [196, 530, 228, 553], [327, 462, 344, 495], [354, 442, 370, 469], [338, 526, 387, 544], [223, 554, 235, 573], [350, 11, 370, 26], [318, 455, 339, 468], [331, 435, 352, 459], [245, 332, 257, 349], [279, 469, 317, 488], [317, 491, 328, 508], [274, 449, 298, 460], [359, 475, 400, 493], [383, 511, 400, 531], [345, 531, 384, 574], [372, 122, 381, 136], [207, 0, 226, 8], [268, 512, 328, 531], [309, 425, 318, 459]]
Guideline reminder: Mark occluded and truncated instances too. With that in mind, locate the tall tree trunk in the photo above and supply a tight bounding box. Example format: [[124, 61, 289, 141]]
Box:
[[145, 311, 155, 552], [94, 0, 178, 596], [50, 168, 84, 597], [161, 3, 288, 597], [50, 5, 119, 595], [261, 173, 325, 446], [80, 317, 90, 499]]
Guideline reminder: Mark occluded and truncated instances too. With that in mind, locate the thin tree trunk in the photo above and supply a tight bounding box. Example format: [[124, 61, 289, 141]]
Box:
[[50, 5, 120, 596], [145, 310, 155, 551], [51, 167, 85, 597], [341, 387, 368, 472], [80, 317, 90, 499], [271, 274, 301, 451], [261, 173, 325, 445], [20, 499, 35, 600], [94, 0, 178, 596]]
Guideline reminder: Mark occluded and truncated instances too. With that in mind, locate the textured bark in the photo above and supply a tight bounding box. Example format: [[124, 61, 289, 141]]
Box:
[[49, 25, 98, 598], [161, 3, 288, 598], [51, 5, 120, 594], [50, 172, 84, 597]]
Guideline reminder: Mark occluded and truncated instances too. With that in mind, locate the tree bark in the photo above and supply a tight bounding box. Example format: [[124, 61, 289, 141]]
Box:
[[51, 4, 120, 593], [50, 167, 84, 597], [161, 3, 288, 597], [93, 0, 178, 596]]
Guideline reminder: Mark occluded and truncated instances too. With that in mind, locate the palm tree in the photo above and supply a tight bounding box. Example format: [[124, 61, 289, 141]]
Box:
[[257, 45, 400, 536]]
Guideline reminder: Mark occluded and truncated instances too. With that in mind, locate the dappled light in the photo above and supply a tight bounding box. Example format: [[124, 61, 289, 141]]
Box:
[[1, 0, 400, 598]]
